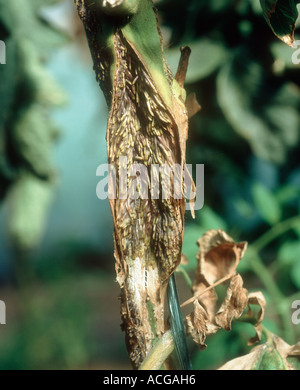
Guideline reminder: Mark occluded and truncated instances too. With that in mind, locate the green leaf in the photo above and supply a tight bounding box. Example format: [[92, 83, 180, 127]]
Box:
[[291, 259, 300, 288], [217, 50, 300, 164], [218, 332, 299, 370], [182, 224, 205, 269], [278, 241, 300, 266], [9, 0, 67, 50], [260, 0, 300, 46], [12, 104, 57, 178], [275, 184, 300, 205], [198, 205, 227, 231], [270, 41, 298, 70], [287, 356, 300, 369], [233, 198, 255, 219], [252, 182, 281, 225], [293, 223, 300, 238], [253, 346, 287, 370], [7, 172, 54, 250], [249, 0, 264, 14], [262, 318, 281, 335], [0, 36, 18, 126]]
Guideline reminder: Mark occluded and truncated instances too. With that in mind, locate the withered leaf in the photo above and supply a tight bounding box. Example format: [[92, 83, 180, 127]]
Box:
[[189, 229, 247, 316], [247, 291, 266, 345], [260, 0, 300, 47], [184, 229, 267, 352], [185, 300, 219, 350], [195, 229, 247, 286], [186, 301, 208, 350], [218, 343, 266, 370], [218, 333, 300, 370], [288, 343, 300, 356], [185, 92, 201, 119], [180, 253, 189, 266], [215, 274, 248, 330]]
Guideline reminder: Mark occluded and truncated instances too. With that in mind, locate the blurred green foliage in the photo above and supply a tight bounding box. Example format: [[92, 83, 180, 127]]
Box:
[[260, 0, 300, 45], [0, 0, 299, 370], [0, 0, 66, 250], [161, 0, 300, 368], [0, 250, 126, 369]]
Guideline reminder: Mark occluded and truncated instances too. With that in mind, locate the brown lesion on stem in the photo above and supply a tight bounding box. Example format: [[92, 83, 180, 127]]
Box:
[[175, 46, 191, 88], [74, 0, 189, 369], [175, 46, 201, 120], [107, 32, 185, 368]]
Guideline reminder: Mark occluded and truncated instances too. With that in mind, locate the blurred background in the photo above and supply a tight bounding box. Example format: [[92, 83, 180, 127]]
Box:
[[0, 0, 299, 370]]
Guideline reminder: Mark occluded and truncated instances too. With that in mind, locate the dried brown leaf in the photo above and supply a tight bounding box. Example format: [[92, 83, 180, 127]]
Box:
[[184, 229, 269, 352], [218, 333, 300, 370], [188, 229, 247, 315], [288, 342, 300, 356], [247, 291, 266, 345], [215, 274, 248, 330], [271, 335, 300, 369], [186, 284, 267, 351], [186, 301, 208, 350], [180, 253, 189, 266], [218, 343, 266, 370], [195, 229, 247, 285], [185, 92, 201, 119], [185, 300, 219, 350]]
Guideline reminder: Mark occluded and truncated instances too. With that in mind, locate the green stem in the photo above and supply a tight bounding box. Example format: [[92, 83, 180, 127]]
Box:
[[246, 215, 300, 344], [251, 215, 300, 252], [139, 330, 174, 370], [237, 314, 273, 342], [247, 251, 295, 344], [246, 252, 281, 300], [176, 265, 193, 291]]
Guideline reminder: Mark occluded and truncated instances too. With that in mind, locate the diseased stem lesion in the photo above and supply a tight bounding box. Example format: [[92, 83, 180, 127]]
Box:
[[175, 46, 192, 88], [75, 0, 190, 369]]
